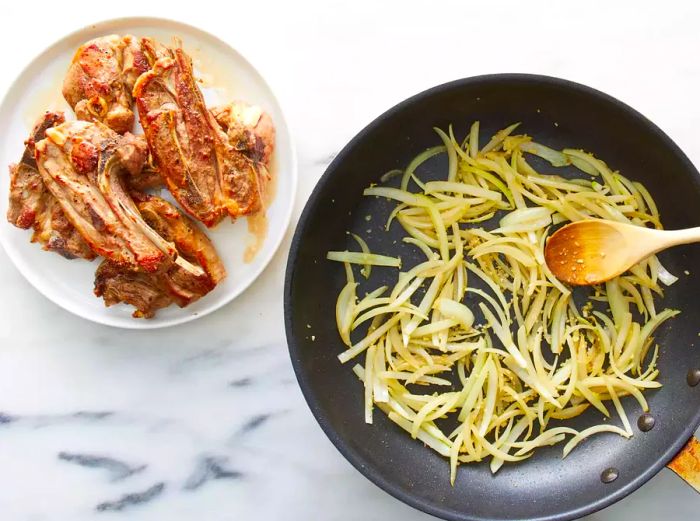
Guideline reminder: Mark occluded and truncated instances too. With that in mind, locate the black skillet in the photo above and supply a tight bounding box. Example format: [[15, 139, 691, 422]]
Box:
[[284, 74, 700, 521]]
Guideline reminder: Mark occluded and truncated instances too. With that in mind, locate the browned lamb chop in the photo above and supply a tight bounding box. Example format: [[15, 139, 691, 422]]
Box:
[[124, 101, 277, 194], [95, 194, 225, 318], [7, 112, 95, 259], [34, 120, 204, 278], [133, 43, 264, 227], [62, 35, 149, 134], [210, 101, 275, 168], [94, 261, 173, 318], [210, 101, 276, 200]]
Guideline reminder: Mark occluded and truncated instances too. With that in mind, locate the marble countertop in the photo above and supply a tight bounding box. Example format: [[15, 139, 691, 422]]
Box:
[[1, 1, 700, 520]]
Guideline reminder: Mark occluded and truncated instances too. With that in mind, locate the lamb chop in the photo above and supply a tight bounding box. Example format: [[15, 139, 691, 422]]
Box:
[[62, 35, 149, 134], [133, 43, 263, 227], [210, 101, 275, 201], [122, 101, 276, 195], [34, 120, 203, 277], [95, 194, 225, 318], [210, 101, 275, 168], [7, 112, 95, 260], [138, 194, 225, 302], [94, 261, 172, 318]]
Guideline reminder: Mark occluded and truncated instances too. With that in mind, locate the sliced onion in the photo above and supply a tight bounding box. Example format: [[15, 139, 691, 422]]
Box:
[[520, 142, 569, 167], [435, 298, 475, 330], [327, 250, 401, 268], [656, 262, 679, 286], [326, 121, 677, 482]]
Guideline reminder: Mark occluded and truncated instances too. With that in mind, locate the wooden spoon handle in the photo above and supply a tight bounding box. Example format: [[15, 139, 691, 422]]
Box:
[[658, 226, 700, 250]]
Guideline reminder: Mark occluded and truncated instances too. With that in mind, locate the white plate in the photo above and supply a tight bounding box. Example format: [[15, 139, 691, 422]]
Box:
[[0, 17, 297, 329]]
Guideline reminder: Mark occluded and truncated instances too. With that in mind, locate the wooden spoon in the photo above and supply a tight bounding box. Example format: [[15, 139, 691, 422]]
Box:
[[544, 219, 698, 285]]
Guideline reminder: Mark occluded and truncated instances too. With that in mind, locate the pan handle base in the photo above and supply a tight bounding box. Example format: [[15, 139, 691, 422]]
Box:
[[667, 436, 700, 493]]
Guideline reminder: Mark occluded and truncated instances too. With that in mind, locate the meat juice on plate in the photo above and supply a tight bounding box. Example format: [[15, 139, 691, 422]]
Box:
[[22, 68, 71, 130]]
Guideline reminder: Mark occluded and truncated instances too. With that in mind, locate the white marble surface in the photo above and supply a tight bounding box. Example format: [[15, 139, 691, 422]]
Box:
[[1, 1, 700, 520]]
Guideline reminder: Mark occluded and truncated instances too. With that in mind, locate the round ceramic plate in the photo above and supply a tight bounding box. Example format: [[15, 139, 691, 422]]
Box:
[[0, 17, 297, 329]]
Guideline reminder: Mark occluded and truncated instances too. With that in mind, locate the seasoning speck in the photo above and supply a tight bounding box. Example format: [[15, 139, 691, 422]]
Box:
[[306, 324, 311, 329], [685, 270, 690, 276], [311, 335, 316, 342], [365, 215, 372, 222]]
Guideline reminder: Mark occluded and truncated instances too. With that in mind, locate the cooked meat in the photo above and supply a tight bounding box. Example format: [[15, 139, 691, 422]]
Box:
[[121, 35, 150, 93], [210, 101, 275, 167], [115, 132, 148, 176], [62, 35, 148, 134], [138, 194, 226, 289], [7, 113, 64, 228], [107, 131, 165, 192], [125, 164, 164, 192], [133, 44, 263, 227], [94, 194, 225, 318], [32, 197, 97, 260], [35, 121, 169, 271], [7, 112, 95, 259], [121, 102, 277, 195], [140, 37, 172, 66], [210, 101, 275, 201], [94, 261, 173, 318], [116, 132, 164, 192]]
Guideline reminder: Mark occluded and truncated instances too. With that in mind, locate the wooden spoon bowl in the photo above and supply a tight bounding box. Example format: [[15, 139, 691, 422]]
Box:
[[545, 219, 700, 285]]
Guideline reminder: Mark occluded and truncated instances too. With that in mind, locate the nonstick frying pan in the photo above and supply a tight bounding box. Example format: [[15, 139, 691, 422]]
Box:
[[284, 74, 700, 521]]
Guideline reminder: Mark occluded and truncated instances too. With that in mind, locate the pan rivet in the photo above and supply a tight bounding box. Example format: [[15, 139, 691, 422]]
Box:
[[687, 368, 700, 387], [637, 413, 655, 432], [601, 467, 619, 484]]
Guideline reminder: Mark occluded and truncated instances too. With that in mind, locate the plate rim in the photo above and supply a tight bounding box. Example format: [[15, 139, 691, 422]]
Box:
[[284, 73, 700, 521], [0, 15, 298, 329]]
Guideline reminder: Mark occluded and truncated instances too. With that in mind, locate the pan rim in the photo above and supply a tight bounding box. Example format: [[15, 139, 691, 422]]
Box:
[[284, 73, 700, 521]]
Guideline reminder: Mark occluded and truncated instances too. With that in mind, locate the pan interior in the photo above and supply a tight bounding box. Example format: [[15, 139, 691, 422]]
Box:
[[285, 75, 700, 521]]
